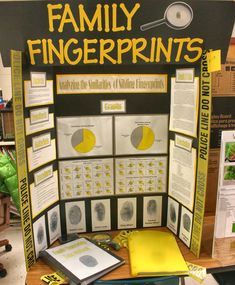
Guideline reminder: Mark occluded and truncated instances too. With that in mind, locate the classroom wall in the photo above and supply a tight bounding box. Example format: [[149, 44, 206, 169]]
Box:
[[0, 53, 12, 101]]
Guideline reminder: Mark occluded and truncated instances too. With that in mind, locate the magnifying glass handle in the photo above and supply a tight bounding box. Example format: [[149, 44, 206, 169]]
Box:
[[140, 18, 165, 31], [108, 241, 121, 251]]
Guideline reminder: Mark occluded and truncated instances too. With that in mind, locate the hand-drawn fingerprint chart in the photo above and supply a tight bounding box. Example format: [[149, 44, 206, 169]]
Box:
[[115, 115, 168, 155], [115, 156, 167, 195], [59, 158, 114, 199], [57, 116, 113, 158]]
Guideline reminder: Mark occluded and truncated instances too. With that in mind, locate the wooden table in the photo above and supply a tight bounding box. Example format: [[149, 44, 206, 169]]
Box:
[[25, 216, 235, 285]]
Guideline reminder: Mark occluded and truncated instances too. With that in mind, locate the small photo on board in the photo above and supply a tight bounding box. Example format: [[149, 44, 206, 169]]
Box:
[[225, 142, 235, 162], [223, 166, 235, 186]]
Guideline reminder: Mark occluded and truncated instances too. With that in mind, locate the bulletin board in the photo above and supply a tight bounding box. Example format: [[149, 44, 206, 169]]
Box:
[[1, 0, 234, 270]]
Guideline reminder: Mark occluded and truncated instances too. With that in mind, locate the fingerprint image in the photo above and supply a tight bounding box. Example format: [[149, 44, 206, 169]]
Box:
[[183, 213, 191, 232], [68, 205, 82, 225], [94, 202, 105, 221], [79, 255, 98, 267], [169, 203, 176, 223], [50, 211, 58, 233], [120, 201, 134, 222], [147, 199, 157, 218], [37, 224, 44, 245]]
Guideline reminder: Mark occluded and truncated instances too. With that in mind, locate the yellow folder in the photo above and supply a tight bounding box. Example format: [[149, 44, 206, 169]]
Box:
[[128, 230, 189, 277]]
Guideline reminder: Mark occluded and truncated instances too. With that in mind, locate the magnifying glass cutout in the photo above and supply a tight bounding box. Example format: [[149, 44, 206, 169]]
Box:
[[140, 1, 193, 31], [91, 233, 121, 251]]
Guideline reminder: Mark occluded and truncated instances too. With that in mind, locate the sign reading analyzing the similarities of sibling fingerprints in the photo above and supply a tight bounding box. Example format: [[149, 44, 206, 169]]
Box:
[[169, 77, 199, 138], [25, 107, 54, 135], [65, 201, 86, 234], [47, 205, 61, 244], [117, 197, 137, 229], [115, 156, 167, 195], [57, 116, 113, 158], [167, 197, 180, 235], [168, 140, 196, 211], [91, 199, 111, 232], [24, 80, 54, 107], [27, 138, 56, 172], [143, 196, 162, 227], [30, 170, 59, 218], [115, 115, 168, 155], [179, 206, 193, 247], [33, 215, 47, 258], [56, 74, 167, 94], [59, 158, 114, 199]]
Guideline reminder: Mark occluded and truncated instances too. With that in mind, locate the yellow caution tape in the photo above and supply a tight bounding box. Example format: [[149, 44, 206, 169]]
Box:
[[41, 272, 68, 285], [186, 262, 207, 283], [113, 230, 138, 248]]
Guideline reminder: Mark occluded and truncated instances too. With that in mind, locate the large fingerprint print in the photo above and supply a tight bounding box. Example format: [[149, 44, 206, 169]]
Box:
[[37, 224, 44, 245], [68, 205, 82, 225], [94, 202, 105, 221], [147, 199, 157, 218], [169, 203, 176, 223], [79, 255, 98, 267], [183, 213, 191, 232], [50, 211, 58, 233], [120, 201, 134, 222]]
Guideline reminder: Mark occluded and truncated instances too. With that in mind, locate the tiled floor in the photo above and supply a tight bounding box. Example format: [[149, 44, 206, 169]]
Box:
[[0, 223, 26, 285], [0, 223, 219, 285]]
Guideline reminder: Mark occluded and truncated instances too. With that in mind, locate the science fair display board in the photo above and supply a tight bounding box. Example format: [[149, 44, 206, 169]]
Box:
[[1, 0, 234, 270]]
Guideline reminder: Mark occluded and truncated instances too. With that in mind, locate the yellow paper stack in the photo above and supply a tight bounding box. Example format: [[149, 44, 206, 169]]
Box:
[[128, 230, 189, 277]]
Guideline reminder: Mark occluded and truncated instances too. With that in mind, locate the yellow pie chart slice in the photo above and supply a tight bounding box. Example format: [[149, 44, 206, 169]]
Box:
[[131, 126, 155, 151], [71, 129, 96, 153]]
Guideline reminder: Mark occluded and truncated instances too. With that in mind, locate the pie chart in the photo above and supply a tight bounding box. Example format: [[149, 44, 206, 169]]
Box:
[[130, 126, 155, 150], [71, 129, 96, 153]]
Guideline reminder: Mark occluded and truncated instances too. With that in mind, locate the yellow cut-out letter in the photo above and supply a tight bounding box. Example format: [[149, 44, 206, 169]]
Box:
[[58, 4, 79, 33], [47, 4, 63, 32], [27, 39, 42, 65], [120, 3, 140, 31]]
